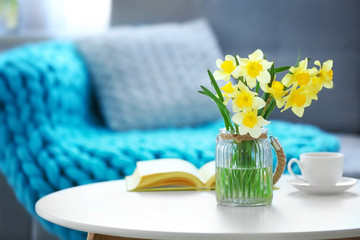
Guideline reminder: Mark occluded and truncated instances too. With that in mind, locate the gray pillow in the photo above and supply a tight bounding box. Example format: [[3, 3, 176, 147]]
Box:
[[76, 19, 222, 130]]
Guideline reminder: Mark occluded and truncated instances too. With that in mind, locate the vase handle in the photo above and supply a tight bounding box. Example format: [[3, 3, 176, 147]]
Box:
[[270, 136, 286, 185]]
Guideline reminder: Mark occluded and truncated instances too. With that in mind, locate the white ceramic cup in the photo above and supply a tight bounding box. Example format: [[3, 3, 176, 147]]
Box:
[[287, 152, 344, 186]]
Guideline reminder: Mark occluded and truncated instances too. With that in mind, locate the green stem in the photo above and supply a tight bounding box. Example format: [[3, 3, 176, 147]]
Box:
[[261, 96, 273, 117], [255, 82, 260, 94], [264, 99, 276, 119]]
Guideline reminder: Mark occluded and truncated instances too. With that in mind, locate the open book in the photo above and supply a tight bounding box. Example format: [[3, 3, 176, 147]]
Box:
[[125, 158, 215, 191]]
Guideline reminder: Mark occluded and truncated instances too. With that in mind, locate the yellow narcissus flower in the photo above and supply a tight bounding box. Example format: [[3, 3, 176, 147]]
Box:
[[314, 60, 334, 89], [232, 82, 265, 112], [260, 80, 287, 108], [237, 49, 273, 89], [220, 82, 238, 105], [232, 108, 270, 138], [281, 58, 318, 88], [303, 76, 323, 100], [213, 55, 240, 81], [282, 87, 312, 117]]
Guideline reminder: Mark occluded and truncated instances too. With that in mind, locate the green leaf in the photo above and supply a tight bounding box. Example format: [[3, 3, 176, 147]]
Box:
[[233, 122, 239, 134], [199, 90, 230, 129], [261, 63, 275, 107], [295, 47, 301, 67], [238, 76, 246, 85], [207, 70, 224, 103], [255, 82, 260, 94], [200, 86, 231, 116], [273, 66, 290, 73], [270, 63, 275, 81], [234, 55, 239, 66], [199, 86, 234, 131]]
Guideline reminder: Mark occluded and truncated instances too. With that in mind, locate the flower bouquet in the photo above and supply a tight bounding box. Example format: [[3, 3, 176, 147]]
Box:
[[199, 49, 333, 206]]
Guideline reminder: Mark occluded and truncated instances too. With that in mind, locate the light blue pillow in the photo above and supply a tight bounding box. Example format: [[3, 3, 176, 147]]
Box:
[[76, 19, 222, 130]]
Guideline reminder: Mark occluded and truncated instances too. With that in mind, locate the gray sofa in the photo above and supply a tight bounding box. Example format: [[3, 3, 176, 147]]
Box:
[[0, 1, 359, 239]]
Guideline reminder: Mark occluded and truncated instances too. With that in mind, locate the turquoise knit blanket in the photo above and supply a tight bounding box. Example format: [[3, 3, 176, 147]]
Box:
[[0, 42, 339, 240]]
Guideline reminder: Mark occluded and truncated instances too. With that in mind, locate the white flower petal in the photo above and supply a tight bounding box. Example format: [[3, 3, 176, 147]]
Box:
[[213, 70, 228, 80], [225, 55, 236, 63], [309, 67, 318, 76], [275, 98, 285, 108], [232, 113, 243, 125], [232, 66, 241, 78], [260, 83, 270, 93], [323, 60, 333, 71], [261, 59, 273, 70], [299, 59, 308, 70], [239, 58, 249, 67], [304, 97, 312, 107], [292, 106, 304, 117], [249, 49, 264, 61], [289, 66, 296, 74], [232, 100, 241, 112], [238, 125, 249, 135], [257, 116, 270, 126], [255, 97, 266, 109], [323, 81, 334, 89], [257, 71, 271, 84], [245, 75, 257, 89], [216, 59, 223, 69], [248, 126, 262, 138], [281, 73, 293, 87], [237, 81, 248, 91]]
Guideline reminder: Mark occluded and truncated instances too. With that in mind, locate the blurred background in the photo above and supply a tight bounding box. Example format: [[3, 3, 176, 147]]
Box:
[[0, 0, 359, 239], [1, 0, 359, 133]]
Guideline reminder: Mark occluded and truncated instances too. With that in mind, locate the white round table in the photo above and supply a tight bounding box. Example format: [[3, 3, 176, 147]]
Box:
[[36, 176, 360, 240]]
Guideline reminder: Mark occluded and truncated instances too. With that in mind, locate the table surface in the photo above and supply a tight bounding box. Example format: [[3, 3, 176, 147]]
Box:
[[35, 176, 360, 240]]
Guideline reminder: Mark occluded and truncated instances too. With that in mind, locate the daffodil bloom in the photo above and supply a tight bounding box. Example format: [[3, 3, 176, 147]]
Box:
[[260, 80, 287, 108], [303, 76, 323, 100], [281, 58, 318, 88], [282, 87, 312, 117], [232, 82, 265, 112], [220, 81, 238, 105], [232, 108, 270, 138], [314, 60, 334, 89], [237, 49, 273, 89], [213, 55, 240, 81]]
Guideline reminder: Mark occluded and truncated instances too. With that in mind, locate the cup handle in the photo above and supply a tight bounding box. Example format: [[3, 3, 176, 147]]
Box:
[[287, 158, 306, 182]]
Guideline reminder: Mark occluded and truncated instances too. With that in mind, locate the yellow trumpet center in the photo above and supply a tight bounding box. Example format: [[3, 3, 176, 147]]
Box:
[[247, 61, 263, 78], [326, 69, 333, 79], [221, 60, 236, 74], [271, 81, 284, 94], [243, 111, 257, 128], [235, 92, 252, 109], [294, 93, 306, 107], [295, 72, 310, 87], [221, 82, 235, 94]]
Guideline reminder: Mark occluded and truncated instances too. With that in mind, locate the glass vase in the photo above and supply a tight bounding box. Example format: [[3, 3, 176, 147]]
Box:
[[215, 128, 275, 206]]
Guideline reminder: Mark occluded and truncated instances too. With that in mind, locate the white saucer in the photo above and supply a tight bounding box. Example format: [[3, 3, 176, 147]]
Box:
[[288, 177, 358, 195]]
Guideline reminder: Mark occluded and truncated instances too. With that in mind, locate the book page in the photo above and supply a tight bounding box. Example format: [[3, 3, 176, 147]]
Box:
[[198, 161, 215, 185], [136, 158, 201, 179]]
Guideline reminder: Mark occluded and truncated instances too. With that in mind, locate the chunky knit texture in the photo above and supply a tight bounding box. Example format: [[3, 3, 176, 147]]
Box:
[[0, 42, 339, 240]]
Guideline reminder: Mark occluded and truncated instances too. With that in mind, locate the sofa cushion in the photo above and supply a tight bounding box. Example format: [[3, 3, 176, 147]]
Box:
[[76, 19, 222, 130]]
